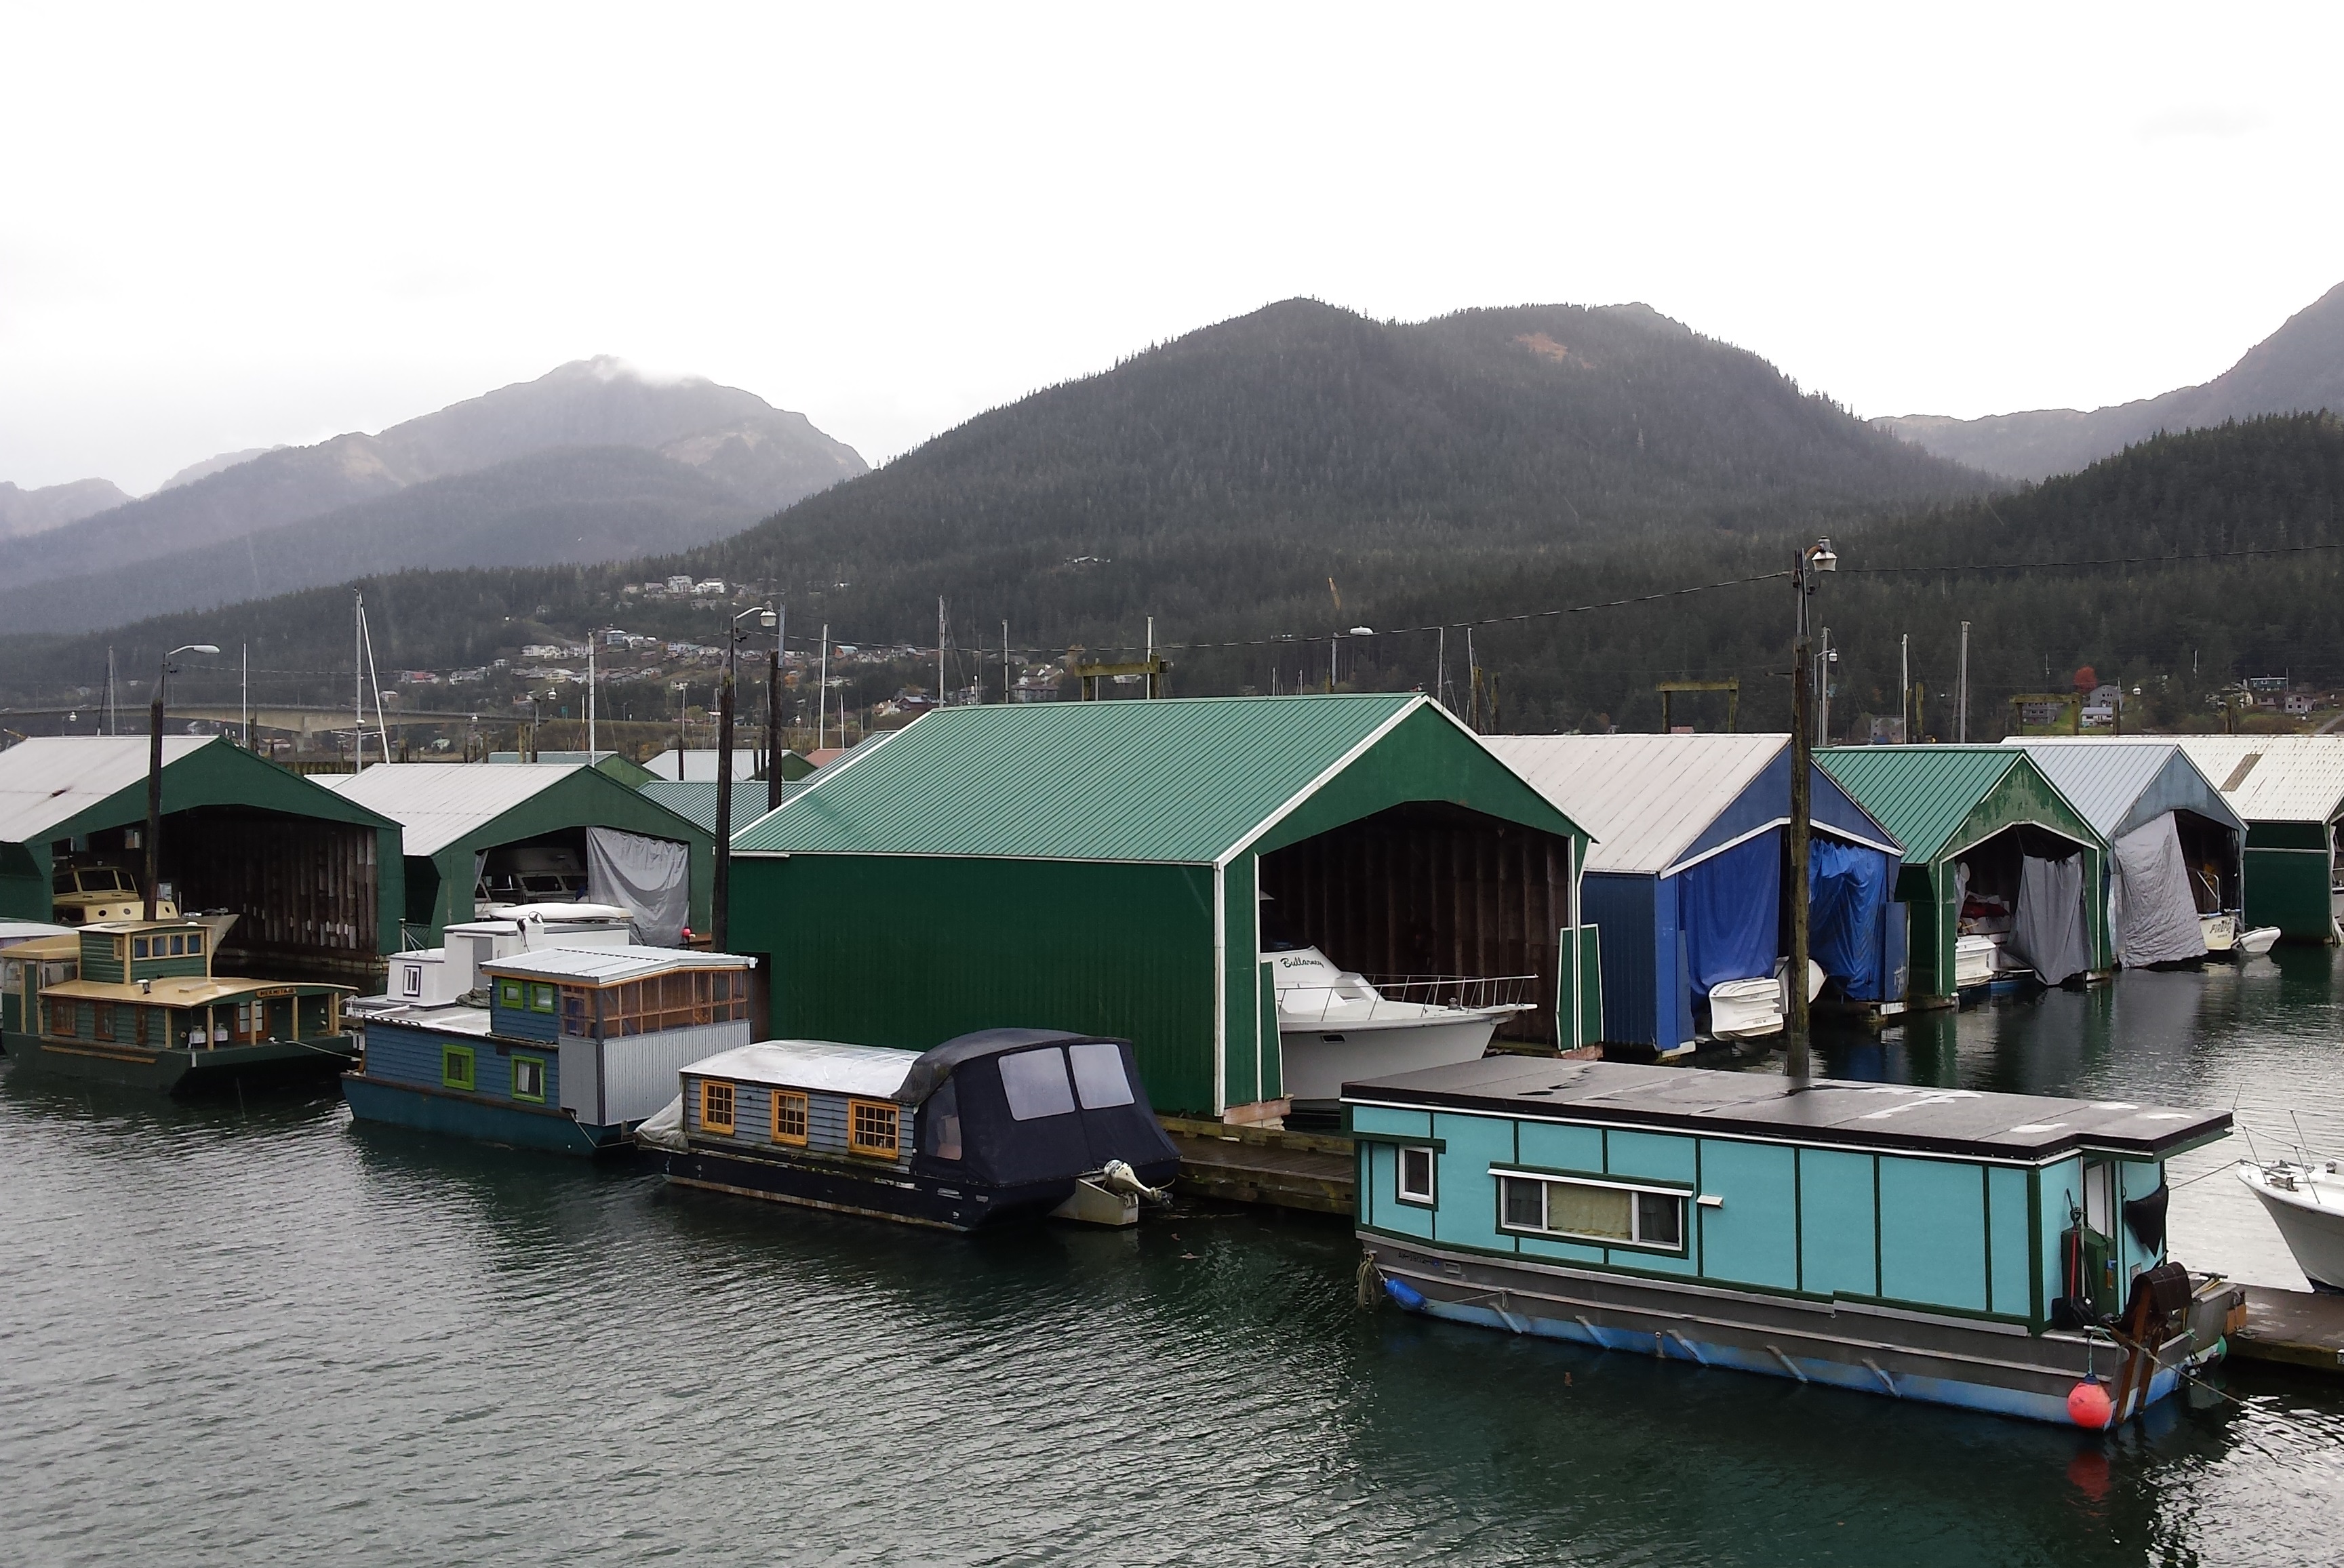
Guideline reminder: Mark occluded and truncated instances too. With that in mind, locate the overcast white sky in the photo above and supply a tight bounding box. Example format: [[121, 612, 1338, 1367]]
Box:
[[4, 1, 2340, 494]]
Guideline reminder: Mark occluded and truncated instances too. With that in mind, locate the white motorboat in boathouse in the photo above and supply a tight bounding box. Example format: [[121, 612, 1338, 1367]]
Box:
[[1265, 945, 1533, 1103], [2239, 1159, 2344, 1291]]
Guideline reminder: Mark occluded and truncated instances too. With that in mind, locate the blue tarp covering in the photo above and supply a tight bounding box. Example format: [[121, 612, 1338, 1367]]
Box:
[[1810, 835, 1895, 1001], [1678, 830, 1781, 997]]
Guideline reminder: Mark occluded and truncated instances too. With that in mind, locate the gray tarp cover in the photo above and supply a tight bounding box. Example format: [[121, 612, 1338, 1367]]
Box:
[[586, 828, 689, 946], [2009, 849, 2092, 985], [2110, 814, 2208, 966]]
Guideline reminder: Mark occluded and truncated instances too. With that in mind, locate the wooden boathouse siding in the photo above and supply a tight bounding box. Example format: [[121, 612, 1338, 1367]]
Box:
[[679, 1069, 917, 1171], [727, 696, 1591, 1119], [1352, 1102, 2169, 1331]]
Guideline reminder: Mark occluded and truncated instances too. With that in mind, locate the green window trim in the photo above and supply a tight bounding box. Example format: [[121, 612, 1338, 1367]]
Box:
[[530, 982, 557, 1013], [441, 1043, 477, 1091], [512, 1054, 547, 1104], [497, 979, 524, 1009]]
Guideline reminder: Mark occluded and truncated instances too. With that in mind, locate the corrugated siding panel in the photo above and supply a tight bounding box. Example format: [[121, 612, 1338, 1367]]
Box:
[[732, 693, 1421, 862], [322, 763, 590, 858], [2174, 736, 2344, 826], [602, 1021, 748, 1124], [734, 853, 1220, 1116], [2012, 741, 2246, 841], [638, 780, 721, 835]]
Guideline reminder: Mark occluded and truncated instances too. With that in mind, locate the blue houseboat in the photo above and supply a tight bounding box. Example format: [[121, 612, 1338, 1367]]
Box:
[[344, 944, 756, 1154], [1486, 735, 1906, 1053], [641, 1028, 1183, 1230], [1349, 1056, 2244, 1426]]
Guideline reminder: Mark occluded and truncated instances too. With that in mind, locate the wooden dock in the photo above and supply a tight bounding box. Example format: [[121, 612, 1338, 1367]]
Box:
[[1159, 1117, 1353, 1215], [2228, 1283, 2344, 1376]]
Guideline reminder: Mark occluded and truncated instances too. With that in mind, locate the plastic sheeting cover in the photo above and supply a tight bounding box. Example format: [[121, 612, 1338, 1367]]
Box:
[[1809, 835, 1894, 1001], [635, 1093, 687, 1152], [1677, 830, 1780, 997], [586, 828, 690, 946], [2010, 850, 2093, 985], [2110, 814, 2208, 966]]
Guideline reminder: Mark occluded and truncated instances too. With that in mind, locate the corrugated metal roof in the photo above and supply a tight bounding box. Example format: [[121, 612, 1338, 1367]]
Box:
[[638, 780, 721, 835], [319, 763, 587, 857], [2002, 740, 2245, 840], [684, 1039, 923, 1096], [480, 943, 755, 982], [641, 749, 766, 782], [0, 736, 223, 845], [732, 693, 1424, 862], [2171, 736, 2344, 824], [1816, 746, 2030, 863], [1483, 733, 1783, 873]]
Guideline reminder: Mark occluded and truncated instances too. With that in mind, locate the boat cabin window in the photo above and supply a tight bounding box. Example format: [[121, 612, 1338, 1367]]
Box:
[[927, 1080, 961, 1160], [401, 965, 423, 998], [770, 1090, 809, 1146], [848, 1098, 900, 1159], [2084, 1160, 2115, 1239], [1498, 1173, 1686, 1252], [1067, 1042, 1134, 1109], [999, 1047, 1076, 1121], [133, 937, 150, 958], [530, 983, 556, 1013], [93, 1002, 116, 1041], [1397, 1146, 1436, 1205], [700, 1079, 736, 1134], [498, 978, 525, 1010], [441, 1044, 476, 1091], [512, 1055, 546, 1103]]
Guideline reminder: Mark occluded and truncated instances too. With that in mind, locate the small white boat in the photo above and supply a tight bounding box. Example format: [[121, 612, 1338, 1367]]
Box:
[[2200, 912, 2236, 954], [2235, 925, 2281, 958], [1954, 934, 1998, 990], [1704, 961, 1827, 1042], [2238, 1160, 2344, 1291], [1267, 947, 1532, 1102]]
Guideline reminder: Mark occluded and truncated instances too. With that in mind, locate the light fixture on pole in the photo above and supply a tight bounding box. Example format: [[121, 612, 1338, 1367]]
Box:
[[146, 643, 220, 921], [1787, 539, 1835, 1084], [714, 604, 778, 950]]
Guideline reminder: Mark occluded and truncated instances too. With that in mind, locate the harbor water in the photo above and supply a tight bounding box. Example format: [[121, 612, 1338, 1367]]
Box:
[[6, 954, 2344, 1565]]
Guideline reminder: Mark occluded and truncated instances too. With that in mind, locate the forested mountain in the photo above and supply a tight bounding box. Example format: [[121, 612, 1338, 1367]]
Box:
[[1878, 279, 2344, 481], [0, 447, 764, 633], [0, 477, 133, 538], [1, 358, 865, 601], [7, 411, 2335, 745]]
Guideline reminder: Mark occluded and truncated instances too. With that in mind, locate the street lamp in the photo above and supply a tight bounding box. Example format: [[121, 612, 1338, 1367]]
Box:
[[713, 604, 778, 950], [1787, 540, 1835, 1083], [146, 643, 220, 921]]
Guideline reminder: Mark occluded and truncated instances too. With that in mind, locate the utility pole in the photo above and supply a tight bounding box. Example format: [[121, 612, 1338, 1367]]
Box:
[[818, 625, 830, 751], [587, 634, 597, 757], [938, 597, 947, 709], [146, 643, 218, 921], [1957, 620, 1970, 742], [1788, 538, 1837, 1084], [1436, 626, 1446, 712], [713, 604, 775, 950], [767, 603, 786, 813], [1900, 634, 1909, 742], [241, 645, 250, 750]]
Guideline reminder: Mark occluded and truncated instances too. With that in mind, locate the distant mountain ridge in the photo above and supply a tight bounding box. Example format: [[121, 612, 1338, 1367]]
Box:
[[0, 358, 866, 602], [1876, 279, 2344, 480], [0, 477, 134, 539]]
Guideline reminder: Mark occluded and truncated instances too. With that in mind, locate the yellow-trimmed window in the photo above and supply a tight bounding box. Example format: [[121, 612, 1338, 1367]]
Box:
[[848, 1099, 900, 1159], [771, 1090, 809, 1146], [699, 1078, 736, 1135]]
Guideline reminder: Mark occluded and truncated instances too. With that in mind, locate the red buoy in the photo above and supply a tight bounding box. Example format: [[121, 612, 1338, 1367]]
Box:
[[2067, 1379, 2113, 1429]]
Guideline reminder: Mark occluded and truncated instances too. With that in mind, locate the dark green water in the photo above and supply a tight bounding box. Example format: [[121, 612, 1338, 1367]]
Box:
[[5, 956, 2344, 1565]]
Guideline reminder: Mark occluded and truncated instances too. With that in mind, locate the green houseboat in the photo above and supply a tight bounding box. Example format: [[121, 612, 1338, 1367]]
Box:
[[1351, 1056, 2244, 1428], [9, 919, 355, 1092], [1, 930, 80, 1055]]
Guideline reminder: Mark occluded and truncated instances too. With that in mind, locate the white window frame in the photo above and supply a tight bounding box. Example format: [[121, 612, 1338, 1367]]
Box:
[[1490, 1167, 1690, 1253], [1395, 1145, 1437, 1207]]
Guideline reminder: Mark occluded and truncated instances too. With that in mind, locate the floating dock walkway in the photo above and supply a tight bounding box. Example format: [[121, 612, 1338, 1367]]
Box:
[[1160, 1117, 1352, 1215], [2229, 1284, 2344, 1376]]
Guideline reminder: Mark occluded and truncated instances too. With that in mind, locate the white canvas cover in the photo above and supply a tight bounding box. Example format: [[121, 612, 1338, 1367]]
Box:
[[2109, 814, 2209, 967], [586, 828, 690, 946], [2008, 850, 2092, 985]]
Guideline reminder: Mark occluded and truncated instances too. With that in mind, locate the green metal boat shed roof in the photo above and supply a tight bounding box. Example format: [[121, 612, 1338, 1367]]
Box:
[[726, 694, 1595, 1118], [0, 735, 405, 976], [734, 693, 1566, 864], [1815, 746, 2060, 865]]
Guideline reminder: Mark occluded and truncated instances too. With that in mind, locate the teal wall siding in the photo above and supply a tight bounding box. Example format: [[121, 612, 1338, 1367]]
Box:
[[1605, 1129, 1699, 1276], [1432, 1111, 1515, 1253], [362, 1020, 557, 1106], [1798, 1148, 1878, 1297], [1989, 1165, 2034, 1319], [1352, 1106, 1432, 1140], [1699, 1139, 1797, 1290], [1517, 1120, 1602, 1173], [1880, 1157, 1987, 1311], [1363, 1144, 1433, 1239]]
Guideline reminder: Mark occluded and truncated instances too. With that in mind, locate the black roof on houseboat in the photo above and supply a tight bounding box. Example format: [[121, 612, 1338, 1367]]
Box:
[[895, 1028, 1128, 1106], [1343, 1058, 2230, 1163]]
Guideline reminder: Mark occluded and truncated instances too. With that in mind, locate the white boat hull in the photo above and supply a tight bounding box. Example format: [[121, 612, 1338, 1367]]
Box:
[[2239, 1163, 2344, 1291], [1280, 1015, 1499, 1102], [2234, 926, 2281, 958]]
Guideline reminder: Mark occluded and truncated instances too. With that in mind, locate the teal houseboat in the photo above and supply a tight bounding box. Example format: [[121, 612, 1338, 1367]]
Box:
[[344, 944, 755, 1154], [1349, 1057, 2243, 1426], [9, 919, 355, 1091]]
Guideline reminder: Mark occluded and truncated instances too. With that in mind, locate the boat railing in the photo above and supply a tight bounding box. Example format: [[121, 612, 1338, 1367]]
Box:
[[1279, 972, 1538, 1022]]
